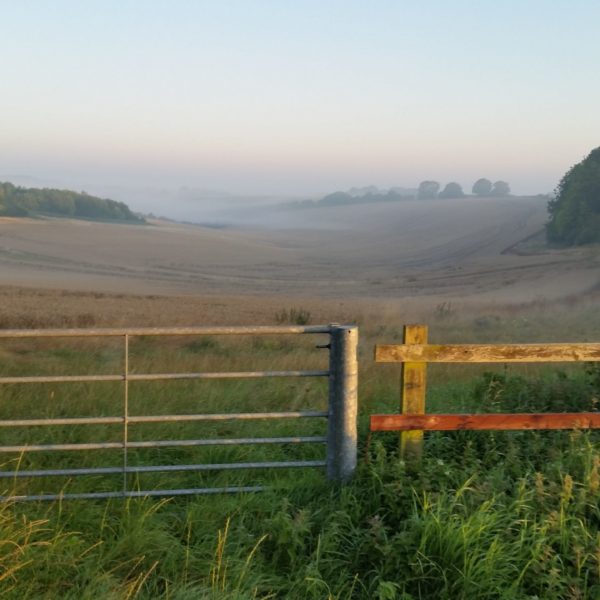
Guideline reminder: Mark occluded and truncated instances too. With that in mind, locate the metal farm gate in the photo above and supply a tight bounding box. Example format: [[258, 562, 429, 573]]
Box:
[[0, 325, 358, 502]]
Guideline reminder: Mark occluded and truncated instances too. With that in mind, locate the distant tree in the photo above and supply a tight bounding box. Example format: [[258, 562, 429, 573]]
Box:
[[348, 185, 379, 197], [546, 146, 600, 245], [439, 182, 465, 199], [320, 191, 353, 206], [384, 189, 404, 202], [492, 180, 511, 196], [417, 180, 440, 200], [472, 178, 492, 196]]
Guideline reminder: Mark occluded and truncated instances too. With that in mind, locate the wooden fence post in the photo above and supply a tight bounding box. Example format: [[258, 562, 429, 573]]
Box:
[[400, 324, 428, 460]]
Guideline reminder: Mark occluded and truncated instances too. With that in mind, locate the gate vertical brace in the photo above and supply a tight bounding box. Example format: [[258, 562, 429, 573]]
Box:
[[123, 334, 129, 495], [327, 325, 358, 482]]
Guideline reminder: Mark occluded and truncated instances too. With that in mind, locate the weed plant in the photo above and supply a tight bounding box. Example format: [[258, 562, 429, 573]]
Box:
[[274, 308, 312, 326]]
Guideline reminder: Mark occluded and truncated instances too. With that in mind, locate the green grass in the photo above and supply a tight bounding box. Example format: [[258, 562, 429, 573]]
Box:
[[1, 331, 600, 598]]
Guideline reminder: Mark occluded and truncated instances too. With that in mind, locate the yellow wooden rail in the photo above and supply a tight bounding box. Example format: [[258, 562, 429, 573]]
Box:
[[376, 343, 600, 363]]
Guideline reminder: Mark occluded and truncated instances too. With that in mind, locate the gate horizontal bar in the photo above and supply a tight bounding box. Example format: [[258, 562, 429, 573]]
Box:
[[0, 416, 123, 427], [0, 375, 124, 384], [0, 436, 328, 453], [128, 370, 330, 381], [0, 411, 328, 428], [2, 486, 265, 502], [129, 410, 328, 423], [0, 460, 327, 478], [370, 413, 600, 431], [0, 370, 330, 385], [0, 325, 333, 339]]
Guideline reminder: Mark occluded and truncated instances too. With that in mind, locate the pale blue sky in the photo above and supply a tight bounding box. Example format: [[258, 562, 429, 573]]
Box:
[[1, 0, 599, 197]]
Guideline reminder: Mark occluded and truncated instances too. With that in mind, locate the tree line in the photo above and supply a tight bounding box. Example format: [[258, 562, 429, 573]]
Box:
[[0, 182, 144, 223], [417, 179, 511, 199], [312, 179, 511, 207]]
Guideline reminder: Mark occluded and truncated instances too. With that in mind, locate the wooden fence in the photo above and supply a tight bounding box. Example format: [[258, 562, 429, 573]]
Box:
[[370, 324, 600, 458]]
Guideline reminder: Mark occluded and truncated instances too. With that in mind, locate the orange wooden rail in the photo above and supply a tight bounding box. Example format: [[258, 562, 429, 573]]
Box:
[[370, 413, 600, 432], [372, 324, 600, 458]]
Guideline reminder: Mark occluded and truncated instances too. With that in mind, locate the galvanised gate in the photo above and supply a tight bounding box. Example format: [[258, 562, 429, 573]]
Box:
[[0, 325, 357, 501]]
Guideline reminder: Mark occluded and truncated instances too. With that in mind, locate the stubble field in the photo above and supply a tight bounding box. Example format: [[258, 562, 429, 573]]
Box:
[[1, 196, 597, 304]]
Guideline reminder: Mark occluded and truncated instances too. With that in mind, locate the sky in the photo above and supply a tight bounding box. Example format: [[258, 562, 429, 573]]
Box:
[[2, 0, 599, 200]]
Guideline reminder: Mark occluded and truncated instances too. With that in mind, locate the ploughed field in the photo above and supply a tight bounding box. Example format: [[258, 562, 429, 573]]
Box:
[[1, 196, 596, 303]]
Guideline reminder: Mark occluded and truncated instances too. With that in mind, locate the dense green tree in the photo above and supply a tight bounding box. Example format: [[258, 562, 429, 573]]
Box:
[[417, 180, 440, 199], [546, 147, 600, 245], [0, 181, 143, 222], [439, 182, 465, 198], [472, 178, 492, 196], [491, 180, 511, 196]]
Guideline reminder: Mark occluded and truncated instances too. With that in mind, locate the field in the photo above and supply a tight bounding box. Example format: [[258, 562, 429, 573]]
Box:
[[1, 197, 600, 598], [1, 196, 597, 303]]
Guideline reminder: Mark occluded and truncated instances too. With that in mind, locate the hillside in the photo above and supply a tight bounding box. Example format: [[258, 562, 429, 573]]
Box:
[[1, 195, 595, 305], [0, 181, 143, 223]]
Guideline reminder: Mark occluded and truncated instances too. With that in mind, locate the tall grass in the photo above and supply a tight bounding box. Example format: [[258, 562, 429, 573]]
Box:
[[1, 305, 600, 598], [2, 424, 600, 597]]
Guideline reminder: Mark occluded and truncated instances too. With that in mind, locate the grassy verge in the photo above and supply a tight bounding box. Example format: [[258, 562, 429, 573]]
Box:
[[1, 315, 600, 598]]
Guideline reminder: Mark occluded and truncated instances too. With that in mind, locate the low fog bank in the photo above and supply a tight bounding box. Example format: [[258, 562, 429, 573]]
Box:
[[0, 175, 551, 233], [0, 175, 307, 226], [107, 184, 551, 232], [196, 193, 551, 234]]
